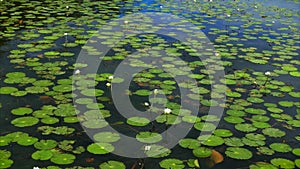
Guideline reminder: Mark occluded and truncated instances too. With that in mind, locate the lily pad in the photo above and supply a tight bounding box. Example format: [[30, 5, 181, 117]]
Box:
[[270, 158, 295, 169], [127, 117, 150, 126], [11, 107, 33, 116], [99, 160, 126, 169], [262, 128, 286, 138], [93, 132, 120, 143], [34, 140, 57, 150], [87, 143, 114, 155], [32, 150, 53, 160], [179, 138, 200, 149], [269, 143, 292, 153], [136, 132, 162, 143], [159, 158, 185, 169], [11, 116, 39, 127], [197, 135, 224, 146], [193, 147, 212, 158], [50, 153, 76, 165], [225, 147, 252, 160]]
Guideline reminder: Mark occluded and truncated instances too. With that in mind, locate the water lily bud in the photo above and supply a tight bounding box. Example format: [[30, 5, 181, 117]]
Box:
[[265, 71, 271, 76], [106, 82, 111, 87], [66, 6, 69, 9], [108, 75, 114, 80], [64, 32, 68, 36], [144, 102, 150, 106], [124, 20, 128, 24]]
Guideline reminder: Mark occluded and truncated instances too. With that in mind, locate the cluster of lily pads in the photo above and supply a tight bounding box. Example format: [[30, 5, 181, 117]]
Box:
[[0, 0, 299, 168]]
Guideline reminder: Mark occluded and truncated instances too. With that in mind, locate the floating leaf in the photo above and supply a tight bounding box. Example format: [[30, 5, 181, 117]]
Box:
[[34, 140, 57, 150], [197, 135, 224, 146], [127, 117, 150, 126], [99, 160, 126, 169], [11, 117, 39, 127], [11, 107, 33, 116], [87, 143, 114, 155], [32, 150, 53, 160], [145, 145, 171, 158], [179, 138, 200, 149], [225, 147, 252, 160], [17, 136, 38, 146], [269, 143, 292, 153], [93, 132, 120, 143], [136, 132, 162, 144], [159, 158, 185, 169], [271, 158, 295, 169], [193, 147, 212, 158], [50, 153, 76, 165], [262, 128, 286, 138]]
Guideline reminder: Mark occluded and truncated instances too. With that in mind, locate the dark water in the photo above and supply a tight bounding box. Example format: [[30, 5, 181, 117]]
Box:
[[0, 0, 299, 169]]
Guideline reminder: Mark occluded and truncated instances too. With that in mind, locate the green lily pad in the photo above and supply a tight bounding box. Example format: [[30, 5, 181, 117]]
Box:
[[99, 160, 126, 169], [87, 143, 114, 155], [11, 107, 33, 116], [249, 162, 277, 169], [257, 147, 275, 156], [93, 132, 120, 143], [17, 136, 38, 146], [159, 158, 185, 169], [0, 87, 18, 94], [136, 132, 162, 144], [0, 159, 13, 169], [270, 158, 295, 169], [235, 123, 257, 132], [50, 153, 76, 165], [224, 137, 244, 147], [0, 136, 11, 146], [269, 143, 292, 153], [225, 147, 252, 160], [11, 116, 39, 127], [193, 147, 212, 158], [197, 135, 224, 146], [262, 128, 286, 138], [127, 117, 150, 126], [0, 150, 11, 159], [32, 150, 53, 160], [34, 140, 57, 150], [179, 138, 200, 149], [292, 148, 300, 156], [145, 145, 171, 158], [133, 89, 151, 96], [213, 129, 233, 137]]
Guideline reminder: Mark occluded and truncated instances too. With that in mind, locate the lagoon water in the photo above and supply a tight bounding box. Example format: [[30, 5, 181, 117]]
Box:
[[0, 0, 299, 169]]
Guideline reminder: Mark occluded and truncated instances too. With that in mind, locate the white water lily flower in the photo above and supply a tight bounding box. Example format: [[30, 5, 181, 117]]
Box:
[[66, 6, 69, 9], [124, 20, 128, 24], [108, 75, 114, 80], [144, 145, 151, 151], [106, 82, 111, 87], [64, 32, 68, 36], [164, 108, 171, 114], [265, 71, 271, 76], [74, 69, 80, 75], [33, 167, 40, 169], [144, 102, 150, 106], [227, 14, 231, 17], [254, 5, 257, 8], [272, 21, 275, 24]]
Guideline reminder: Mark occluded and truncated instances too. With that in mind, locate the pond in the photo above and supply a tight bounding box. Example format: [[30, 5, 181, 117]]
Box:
[[0, 0, 299, 169]]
